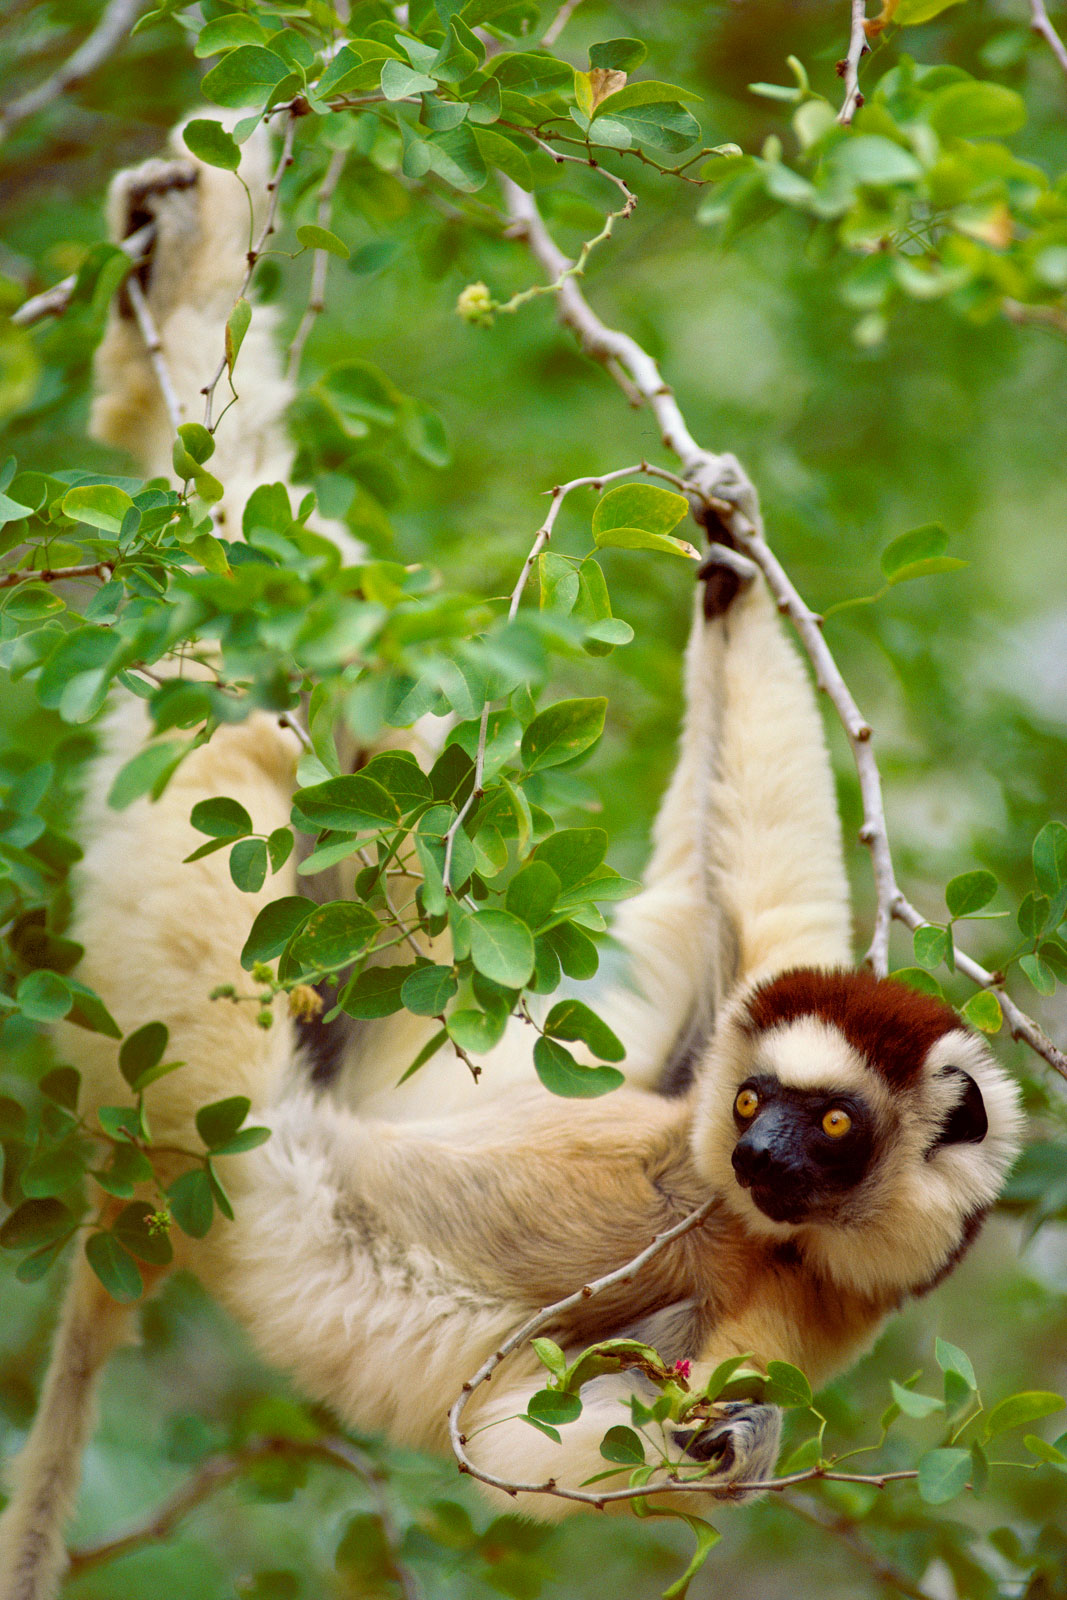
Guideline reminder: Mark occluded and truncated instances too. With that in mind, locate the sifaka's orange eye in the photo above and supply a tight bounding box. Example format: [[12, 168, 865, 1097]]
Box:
[[822, 1108, 852, 1138], [735, 1088, 759, 1119]]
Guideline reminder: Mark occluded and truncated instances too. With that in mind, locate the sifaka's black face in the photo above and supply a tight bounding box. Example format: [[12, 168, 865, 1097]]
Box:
[[730, 1073, 878, 1225]]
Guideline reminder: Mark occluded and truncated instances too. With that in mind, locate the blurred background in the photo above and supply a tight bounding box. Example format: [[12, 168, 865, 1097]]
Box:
[[1, 1, 1066, 1595]]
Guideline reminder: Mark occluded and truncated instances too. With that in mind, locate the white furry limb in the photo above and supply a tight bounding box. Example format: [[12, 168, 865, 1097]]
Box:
[[503, 181, 1067, 1084], [0, 1254, 133, 1600]]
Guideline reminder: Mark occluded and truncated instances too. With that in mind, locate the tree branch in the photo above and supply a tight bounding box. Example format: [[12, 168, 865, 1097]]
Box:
[[286, 147, 348, 383], [66, 1435, 418, 1597], [11, 222, 154, 327], [0, 0, 146, 145], [502, 180, 1067, 1083], [785, 1495, 936, 1600], [1029, 0, 1067, 76], [201, 110, 300, 432], [837, 1, 869, 124], [0, 562, 112, 590], [125, 275, 185, 431]]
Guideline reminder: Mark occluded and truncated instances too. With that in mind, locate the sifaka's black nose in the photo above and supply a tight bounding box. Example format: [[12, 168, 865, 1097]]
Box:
[[732, 1110, 806, 1189]]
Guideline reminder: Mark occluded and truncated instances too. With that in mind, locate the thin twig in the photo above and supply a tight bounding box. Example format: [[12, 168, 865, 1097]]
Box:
[[125, 275, 184, 431], [12, 222, 154, 327], [503, 181, 1067, 1083], [449, 1197, 922, 1505], [541, 0, 584, 47], [66, 1436, 417, 1596], [0, 562, 112, 589], [1029, 0, 1067, 75], [0, 0, 145, 145], [440, 462, 696, 892], [201, 111, 300, 432], [286, 148, 348, 382], [1002, 297, 1067, 336], [838, 0, 869, 124], [785, 1495, 936, 1600]]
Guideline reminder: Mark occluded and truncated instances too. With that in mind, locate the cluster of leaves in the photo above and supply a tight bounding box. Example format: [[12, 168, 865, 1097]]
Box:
[[894, 821, 1067, 1034], [700, 52, 1067, 344], [0, 1020, 269, 1300], [512, 1331, 1067, 1595], [150, 0, 711, 210]]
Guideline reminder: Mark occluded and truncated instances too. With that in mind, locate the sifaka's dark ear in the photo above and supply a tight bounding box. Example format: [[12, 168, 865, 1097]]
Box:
[[934, 1067, 989, 1148]]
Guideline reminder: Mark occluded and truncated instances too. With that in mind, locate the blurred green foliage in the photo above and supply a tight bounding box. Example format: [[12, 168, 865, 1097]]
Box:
[[2, 0, 1067, 1596]]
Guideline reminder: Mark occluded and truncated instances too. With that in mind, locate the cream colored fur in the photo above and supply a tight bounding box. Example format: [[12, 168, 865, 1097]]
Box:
[[0, 118, 1023, 1600]]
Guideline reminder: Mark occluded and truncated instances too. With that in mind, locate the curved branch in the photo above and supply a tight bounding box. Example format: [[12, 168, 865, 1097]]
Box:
[[837, 1, 869, 124], [12, 222, 154, 328], [0, 0, 146, 145], [1029, 0, 1067, 76], [502, 181, 1067, 1083]]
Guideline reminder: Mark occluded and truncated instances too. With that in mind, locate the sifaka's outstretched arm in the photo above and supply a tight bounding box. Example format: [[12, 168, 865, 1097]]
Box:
[[601, 512, 852, 1092]]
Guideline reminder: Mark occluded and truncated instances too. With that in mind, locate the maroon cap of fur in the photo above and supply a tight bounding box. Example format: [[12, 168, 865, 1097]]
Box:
[[741, 968, 963, 1089]]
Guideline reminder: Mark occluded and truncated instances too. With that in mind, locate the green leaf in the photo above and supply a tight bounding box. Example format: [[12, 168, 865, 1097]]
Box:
[[289, 902, 380, 971], [592, 483, 689, 539], [85, 1229, 144, 1302], [108, 741, 185, 810], [469, 909, 535, 987], [196, 1095, 252, 1150], [296, 224, 350, 259], [472, 127, 533, 190], [912, 925, 948, 970], [193, 15, 267, 55], [927, 80, 1026, 139], [339, 965, 410, 1020], [521, 698, 607, 774], [292, 773, 401, 832], [230, 837, 268, 893], [397, 1026, 448, 1084], [890, 1381, 945, 1418], [183, 118, 241, 171], [962, 989, 1002, 1033], [531, 1336, 567, 1379], [701, 1354, 757, 1402], [765, 1360, 813, 1408], [592, 78, 701, 113], [208, 1126, 271, 1156], [267, 828, 294, 873], [61, 483, 134, 534], [92, 1142, 153, 1198], [360, 753, 433, 812], [40, 1068, 80, 1110], [832, 135, 922, 185], [600, 1424, 646, 1464], [113, 1200, 173, 1265], [505, 860, 561, 930], [17, 970, 73, 1022], [544, 999, 624, 1062], [589, 38, 647, 72], [544, 920, 599, 980], [608, 102, 701, 154], [191, 797, 253, 839], [917, 1447, 971, 1504], [656, 1514, 721, 1599], [400, 963, 458, 1016], [1034, 822, 1067, 895], [896, 0, 966, 19], [226, 298, 251, 378], [0, 1095, 28, 1139], [935, 1338, 977, 1389], [1024, 1433, 1067, 1465], [21, 1146, 85, 1198], [527, 1389, 582, 1426], [532, 829, 608, 888], [431, 17, 482, 83], [533, 1036, 623, 1098], [983, 1391, 1065, 1440], [1017, 891, 1049, 940], [1020, 952, 1057, 995], [1, 1197, 75, 1252], [66, 979, 123, 1038], [240, 897, 315, 968], [201, 45, 289, 108], [946, 869, 997, 919], [880, 523, 947, 579], [381, 59, 437, 99], [167, 1168, 215, 1238], [593, 524, 700, 560], [119, 1021, 168, 1090], [447, 1007, 507, 1054]]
